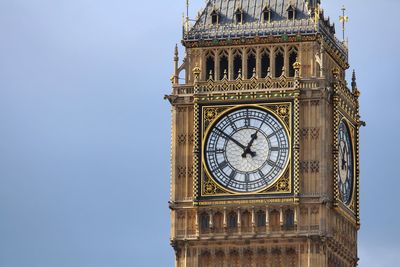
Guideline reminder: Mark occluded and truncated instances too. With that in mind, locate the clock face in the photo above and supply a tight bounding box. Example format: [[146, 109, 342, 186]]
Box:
[[204, 107, 290, 193], [338, 120, 354, 204]]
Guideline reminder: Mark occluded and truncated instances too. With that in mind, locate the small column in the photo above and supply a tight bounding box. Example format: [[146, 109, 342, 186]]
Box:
[[237, 208, 242, 235], [284, 45, 289, 76], [242, 48, 248, 79], [271, 47, 276, 77], [251, 207, 256, 233], [280, 207, 284, 229], [256, 47, 261, 78], [265, 207, 269, 234], [215, 49, 220, 80], [228, 48, 234, 80], [223, 208, 227, 228], [173, 44, 179, 85], [195, 210, 199, 237], [209, 210, 213, 230], [294, 206, 298, 232]]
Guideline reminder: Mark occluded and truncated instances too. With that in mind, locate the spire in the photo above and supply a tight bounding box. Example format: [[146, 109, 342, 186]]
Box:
[[352, 69, 360, 98], [351, 69, 357, 90], [173, 44, 179, 85], [174, 44, 179, 61]]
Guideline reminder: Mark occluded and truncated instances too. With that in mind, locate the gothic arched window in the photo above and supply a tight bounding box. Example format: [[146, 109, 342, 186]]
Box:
[[247, 49, 256, 79], [213, 212, 223, 233], [270, 210, 280, 231], [263, 7, 271, 23], [288, 47, 298, 77], [256, 210, 266, 227], [233, 50, 242, 79], [200, 212, 210, 231], [228, 211, 238, 230], [261, 49, 270, 78], [287, 5, 296, 20], [206, 52, 215, 80], [211, 10, 220, 25], [274, 48, 284, 77], [284, 209, 295, 230], [235, 8, 243, 24], [219, 51, 228, 80]]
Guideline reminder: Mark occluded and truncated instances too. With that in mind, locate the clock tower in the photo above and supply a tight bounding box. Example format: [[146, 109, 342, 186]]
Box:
[[166, 0, 362, 266]]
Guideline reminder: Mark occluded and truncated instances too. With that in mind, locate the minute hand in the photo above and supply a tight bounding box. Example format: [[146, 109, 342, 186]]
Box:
[[215, 128, 246, 150]]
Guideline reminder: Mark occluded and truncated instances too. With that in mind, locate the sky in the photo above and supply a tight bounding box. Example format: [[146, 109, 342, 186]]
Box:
[[0, 0, 398, 266]]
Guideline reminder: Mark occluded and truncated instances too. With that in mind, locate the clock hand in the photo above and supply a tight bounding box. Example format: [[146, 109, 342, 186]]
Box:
[[242, 130, 258, 158], [214, 128, 247, 150]]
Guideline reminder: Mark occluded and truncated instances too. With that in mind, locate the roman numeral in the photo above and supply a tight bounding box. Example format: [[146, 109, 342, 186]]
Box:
[[267, 159, 276, 167], [229, 170, 237, 180], [219, 161, 228, 169], [267, 129, 282, 139]]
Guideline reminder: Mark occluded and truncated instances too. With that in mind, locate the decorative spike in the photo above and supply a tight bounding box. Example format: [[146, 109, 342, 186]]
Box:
[[223, 69, 228, 80], [351, 69, 357, 90], [237, 68, 242, 79], [281, 66, 286, 77], [252, 68, 256, 78], [174, 44, 179, 61], [352, 69, 361, 97], [209, 70, 213, 80]]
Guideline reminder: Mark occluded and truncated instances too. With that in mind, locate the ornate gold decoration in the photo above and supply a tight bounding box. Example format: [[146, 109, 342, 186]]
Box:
[[204, 181, 217, 195], [198, 102, 294, 198]]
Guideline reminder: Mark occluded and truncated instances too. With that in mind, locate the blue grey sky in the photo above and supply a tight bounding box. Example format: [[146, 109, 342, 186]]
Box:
[[0, 0, 398, 266]]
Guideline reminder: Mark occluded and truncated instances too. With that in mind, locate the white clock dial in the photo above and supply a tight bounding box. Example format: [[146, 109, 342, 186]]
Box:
[[338, 120, 354, 204], [204, 107, 290, 193]]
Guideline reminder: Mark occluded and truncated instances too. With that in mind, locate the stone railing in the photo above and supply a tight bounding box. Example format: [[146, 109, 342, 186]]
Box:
[[172, 77, 330, 96], [174, 223, 322, 240]]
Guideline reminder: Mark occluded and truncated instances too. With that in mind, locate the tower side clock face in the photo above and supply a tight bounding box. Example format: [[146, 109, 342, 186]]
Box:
[[204, 107, 290, 193], [338, 120, 354, 205]]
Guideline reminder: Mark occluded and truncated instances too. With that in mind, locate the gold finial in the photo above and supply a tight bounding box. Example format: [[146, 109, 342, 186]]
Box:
[[339, 5, 349, 42], [293, 60, 301, 78], [193, 64, 201, 81]]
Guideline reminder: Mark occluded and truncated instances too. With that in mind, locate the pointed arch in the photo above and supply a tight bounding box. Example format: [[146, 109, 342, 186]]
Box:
[[233, 49, 242, 79], [261, 48, 270, 78], [219, 50, 229, 80], [288, 47, 298, 77], [246, 49, 256, 79], [205, 51, 215, 80], [274, 48, 284, 77], [213, 211, 224, 233]]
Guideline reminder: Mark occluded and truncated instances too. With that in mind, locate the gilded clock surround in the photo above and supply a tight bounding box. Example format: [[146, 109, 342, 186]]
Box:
[[200, 103, 294, 197]]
